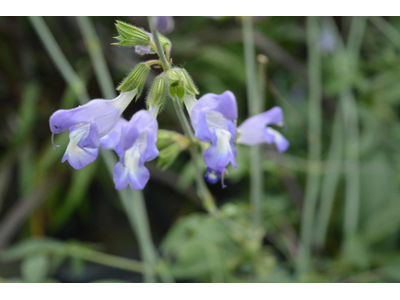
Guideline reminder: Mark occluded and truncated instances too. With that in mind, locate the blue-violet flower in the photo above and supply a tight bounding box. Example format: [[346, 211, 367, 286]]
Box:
[[113, 109, 159, 190], [237, 106, 290, 153], [49, 90, 137, 170], [184, 91, 238, 185]]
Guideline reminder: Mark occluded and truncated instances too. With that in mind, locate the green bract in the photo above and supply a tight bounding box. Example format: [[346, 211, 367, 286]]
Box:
[[147, 74, 166, 107], [113, 20, 150, 47], [156, 130, 190, 170], [117, 62, 150, 96], [166, 68, 199, 101], [158, 33, 172, 51], [181, 68, 199, 95]]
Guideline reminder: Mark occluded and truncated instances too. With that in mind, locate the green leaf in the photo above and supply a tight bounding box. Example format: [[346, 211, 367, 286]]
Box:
[[21, 254, 50, 283]]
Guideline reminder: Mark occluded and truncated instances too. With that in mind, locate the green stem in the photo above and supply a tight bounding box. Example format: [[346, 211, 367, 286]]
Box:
[[29, 16, 171, 283], [172, 97, 217, 215], [257, 55, 268, 109], [369, 17, 400, 49], [314, 109, 343, 249], [242, 16, 264, 227], [146, 17, 216, 214], [68, 245, 144, 273], [297, 16, 322, 276], [76, 16, 115, 99], [28, 16, 90, 103], [342, 16, 365, 251], [148, 17, 170, 71]]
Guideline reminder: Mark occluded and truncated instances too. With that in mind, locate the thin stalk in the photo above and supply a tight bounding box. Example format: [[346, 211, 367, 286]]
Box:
[[172, 97, 217, 215], [369, 17, 400, 49], [147, 17, 216, 214], [76, 16, 115, 99], [242, 16, 263, 227], [148, 17, 170, 71], [29, 16, 169, 283], [28, 17, 90, 103], [342, 16, 365, 250], [314, 109, 343, 249], [257, 54, 268, 110], [67, 245, 144, 273], [297, 16, 322, 276]]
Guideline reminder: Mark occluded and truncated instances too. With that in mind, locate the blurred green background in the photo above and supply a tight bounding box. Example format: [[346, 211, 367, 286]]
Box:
[[1, 16, 400, 283]]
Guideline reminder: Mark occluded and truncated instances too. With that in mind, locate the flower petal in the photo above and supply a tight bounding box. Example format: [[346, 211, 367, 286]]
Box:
[[135, 33, 156, 55], [113, 161, 129, 190], [205, 169, 220, 184], [114, 145, 150, 190], [156, 16, 174, 34], [61, 123, 99, 169], [237, 106, 284, 145], [123, 110, 158, 154], [266, 128, 290, 153], [203, 129, 237, 171], [190, 91, 237, 130], [100, 118, 128, 150], [183, 94, 197, 116], [49, 90, 136, 136]]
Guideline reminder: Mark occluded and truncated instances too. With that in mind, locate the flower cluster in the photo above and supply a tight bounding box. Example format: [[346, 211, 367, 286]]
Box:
[[183, 93, 289, 186], [49, 20, 289, 191]]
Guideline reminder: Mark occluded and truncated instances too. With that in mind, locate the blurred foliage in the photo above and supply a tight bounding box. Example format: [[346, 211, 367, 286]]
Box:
[[1, 16, 400, 283]]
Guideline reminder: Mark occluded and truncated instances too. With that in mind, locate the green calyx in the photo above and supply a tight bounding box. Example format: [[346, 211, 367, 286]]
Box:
[[166, 68, 199, 101], [166, 69, 185, 100], [181, 69, 199, 95], [113, 20, 150, 47], [157, 130, 190, 170], [117, 62, 150, 96], [158, 33, 172, 51], [147, 74, 166, 107]]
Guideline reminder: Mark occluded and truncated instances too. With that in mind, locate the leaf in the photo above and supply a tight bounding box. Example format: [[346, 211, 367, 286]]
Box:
[[21, 253, 50, 283]]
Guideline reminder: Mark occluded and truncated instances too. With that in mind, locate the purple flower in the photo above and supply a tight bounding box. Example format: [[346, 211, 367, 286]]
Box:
[[156, 16, 174, 34], [185, 91, 238, 185], [237, 106, 289, 153], [100, 117, 128, 150], [135, 32, 156, 55], [113, 110, 159, 190], [50, 90, 137, 169]]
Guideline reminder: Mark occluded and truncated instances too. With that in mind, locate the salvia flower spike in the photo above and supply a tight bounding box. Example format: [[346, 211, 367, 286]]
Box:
[[50, 18, 290, 191]]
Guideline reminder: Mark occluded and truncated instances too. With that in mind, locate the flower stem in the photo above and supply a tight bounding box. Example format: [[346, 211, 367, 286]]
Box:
[[172, 96, 217, 215], [314, 109, 343, 249], [148, 17, 170, 71], [297, 16, 322, 276], [146, 17, 216, 214], [67, 244, 144, 274], [342, 16, 365, 255], [76, 16, 115, 99], [242, 16, 263, 227]]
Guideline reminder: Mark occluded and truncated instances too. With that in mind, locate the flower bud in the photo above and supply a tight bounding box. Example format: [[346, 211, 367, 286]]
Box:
[[156, 16, 174, 34], [166, 68, 199, 101], [113, 21, 150, 47], [117, 62, 150, 97], [166, 69, 185, 100], [147, 74, 166, 108]]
